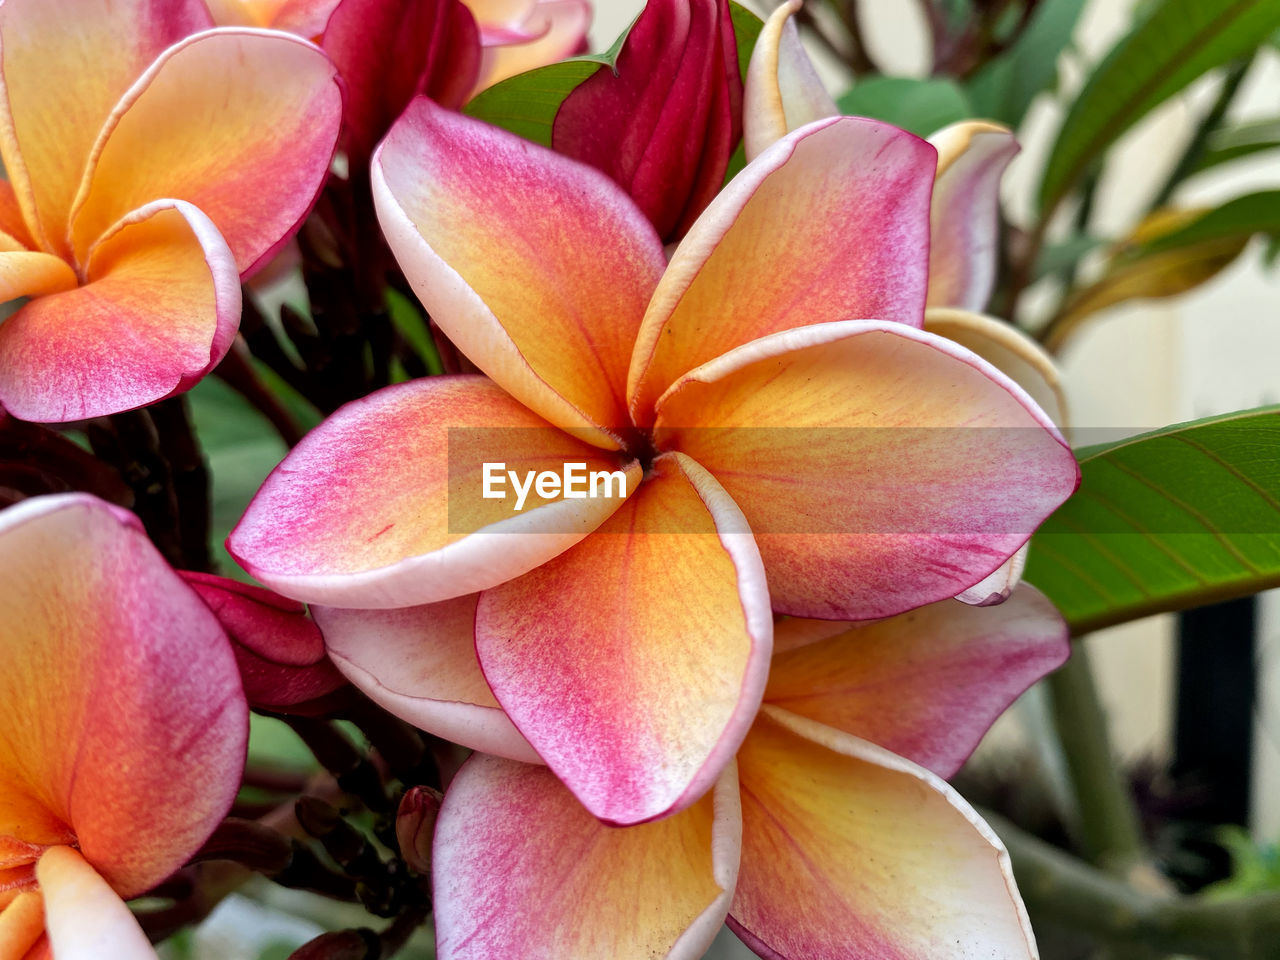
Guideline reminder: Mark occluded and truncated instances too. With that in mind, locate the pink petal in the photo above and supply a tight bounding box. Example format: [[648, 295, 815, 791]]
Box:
[[229, 375, 639, 608], [653, 320, 1079, 620], [0, 0, 213, 255], [729, 707, 1036, 960], [69, 28, 343, 277], [628, 117, 936, 423], [434, 752, 741, 960], [0, 494, 246, 899], [372, 98, 666, 446], [315, 596, 539, 763], [766, 585, 1069, 778], [926, 122, 1020, 312], [475, 453, 772, 824], [0, 199, 239, 423]]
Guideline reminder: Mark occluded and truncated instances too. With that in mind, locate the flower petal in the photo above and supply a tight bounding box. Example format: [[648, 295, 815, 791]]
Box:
[[229, 375, 639, 608], [924, 307, 1069, 428], [0, 199, 239, 423], [729, 706, 1036, 960], [373, 99, 665, 447], [766, 586, 1069, 778], [926, 122, 1019, 312], [0, 180, 35, 251], [323, 0, 481, 165], [955, 542, 1028, 606], [552, 0, 741, 243], [70, 28, 342, 276], [476, 452, 771, 825], [36, 847, 158, 960], [0, 893, 43, 958], [0, 494, 246, 898], [0, 252, 77, 301], [628, 117, 935, 422], [434, 752, 740, 960], [179, 572, 346, 711], [315, 595, 539, 763], [742, 0, 837, 162], [653, 320, 1078, 620], [0, 0, 213, 254], [476, 0, 590, 90]]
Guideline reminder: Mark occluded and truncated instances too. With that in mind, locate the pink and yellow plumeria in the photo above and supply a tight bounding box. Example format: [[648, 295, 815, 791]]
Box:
[[746, 0, 1071, 607], [318, 584, 1067, 958], [230, 97, 1078, 828], [0, 0, 342, 423], [0, 494, 247, 959]]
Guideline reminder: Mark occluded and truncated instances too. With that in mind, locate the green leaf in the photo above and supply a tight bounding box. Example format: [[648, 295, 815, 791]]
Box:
[[465, 2, 765, 147], [1138, 190, 1280, 255], [967, 0, 1087, 128], [836, 76, 972, 138], [464, 59, 605, 146], [1038, 0, 1280, 215], [728, 1, 765, 83], [1025, 407, 1280, 635], [1034, 232, 1105, 280], [188, 377, 289, 577], [1193, 116, 1280, 174]]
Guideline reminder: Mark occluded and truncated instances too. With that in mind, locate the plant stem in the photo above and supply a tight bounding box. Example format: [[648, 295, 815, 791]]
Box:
[[1044, 644, 1147, 876], [987, 811, 1280, 959], [1148, 57, 1254, 213]]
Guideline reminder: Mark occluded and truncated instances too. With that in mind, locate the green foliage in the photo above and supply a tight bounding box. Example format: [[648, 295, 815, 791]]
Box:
[[1203, 828, 1280, 899], [1192, 116, 1280, 175], [464, 60, 604, 146], [836, 76, 972, 137], [1038, 0, 1280, 215], [187, 376, 291, 577], [1026, 407, 1280, 635], [967, 0, 1086, 128], [1138, 191, 1280, 255], [465, 2, 764, 146]]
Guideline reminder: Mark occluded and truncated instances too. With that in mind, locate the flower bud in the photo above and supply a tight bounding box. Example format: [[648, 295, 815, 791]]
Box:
[[553, 0, 742, 243], [396, 785, 443, 875]]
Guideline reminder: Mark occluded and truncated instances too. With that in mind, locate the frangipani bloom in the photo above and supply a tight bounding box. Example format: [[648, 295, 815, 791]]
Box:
[[0, 494, 247, 959], [230, 99, 1078, 826], [553, 0, 742, 243], [745, 0, 1070, 607], [320, 585, 1067, 958], [0, 0, 342, 423]]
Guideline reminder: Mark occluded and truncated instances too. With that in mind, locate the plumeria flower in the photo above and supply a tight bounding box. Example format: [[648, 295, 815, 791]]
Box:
[[553, 0, 743, 243], [319, 584, 1067, 958], [231, 98, 1078, 826], [0, 0, 342, 423], [0, 494, 247, 959], [746, 0, 1071, 607]]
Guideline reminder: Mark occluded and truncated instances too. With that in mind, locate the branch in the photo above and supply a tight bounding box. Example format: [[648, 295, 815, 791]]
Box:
[[1044, 646, 1148, 876], [987, 812, 1280, 959]]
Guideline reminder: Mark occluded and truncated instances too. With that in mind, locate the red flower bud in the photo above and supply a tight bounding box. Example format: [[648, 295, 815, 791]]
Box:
[[396, 785, 443, 875], [181, 572, 347, 714], [553, 0, 742, 243], [324, 0, 483, 167]]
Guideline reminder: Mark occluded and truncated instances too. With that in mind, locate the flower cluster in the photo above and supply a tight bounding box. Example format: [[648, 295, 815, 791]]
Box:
[[0, 1, 1080, 958]]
